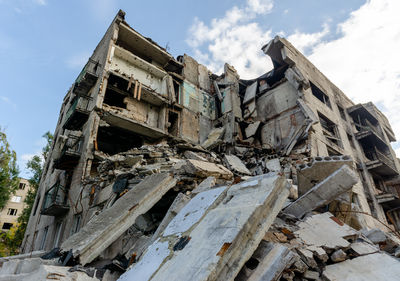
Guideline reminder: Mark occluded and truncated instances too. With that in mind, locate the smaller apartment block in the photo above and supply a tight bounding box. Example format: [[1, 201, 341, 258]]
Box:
[[0, 178, 31, 231], [21, 10, 400, 256]]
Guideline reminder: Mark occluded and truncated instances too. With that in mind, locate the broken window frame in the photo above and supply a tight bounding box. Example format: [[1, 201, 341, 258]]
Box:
[[71, 213, 82, 235], [40, 226, 49, 250], [310, 82, 331, 109], [338, 105, 347, 121], [318, 112, 343, 148]]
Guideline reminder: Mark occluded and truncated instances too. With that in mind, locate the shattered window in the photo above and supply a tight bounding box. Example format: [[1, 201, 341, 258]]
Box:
[[71, 213, 82, 235], [338, 105, 346, 120], [310, 82, 331, 109], [318, 112, 342, 148]]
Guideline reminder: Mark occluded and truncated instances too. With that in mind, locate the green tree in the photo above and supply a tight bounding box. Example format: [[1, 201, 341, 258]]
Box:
[[0, 127, 19, 209], [11, 131, 53, 255]]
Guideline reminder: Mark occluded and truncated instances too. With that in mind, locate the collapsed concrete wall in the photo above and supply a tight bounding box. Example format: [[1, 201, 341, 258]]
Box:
[[15, 9, 400, 281]]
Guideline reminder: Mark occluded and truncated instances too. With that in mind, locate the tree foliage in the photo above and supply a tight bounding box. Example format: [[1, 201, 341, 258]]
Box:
[[0, 127, 19, 209], [11, 131, 53, 255]]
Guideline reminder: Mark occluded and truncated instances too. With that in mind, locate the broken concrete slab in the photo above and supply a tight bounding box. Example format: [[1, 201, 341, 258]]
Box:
[[295, 212, 358, 250], [362, 228, 388, 244], [183, 150, 208, 161], [323, 253, 400, 281], [306, 245, 328, 262], [245, 121, 261, 139], [350, 242, 379, 256], [119, 173, 289, 281], [201, 127, 225, 149], [243, 81, 257, 105], [0, 258, 99, 281], [330, 249, 346, 262], [297, 248, 317, 268], [147, 193, 191, 246], [265, 158, 281, 172], [182, 159, 233, 179], [303, 270, 319, 280], [61, 173, 177, 265], [223, 154, 251, 175], [235, 241, 295, 281], [296, 155, 353, 196], [192, 176, 216, 194], [284, 165, 358, 218]]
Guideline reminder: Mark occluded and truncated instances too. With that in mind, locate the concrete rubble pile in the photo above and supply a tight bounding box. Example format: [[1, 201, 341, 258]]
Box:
[[1, 141, 400, 280], [3, 10, 400, 281]]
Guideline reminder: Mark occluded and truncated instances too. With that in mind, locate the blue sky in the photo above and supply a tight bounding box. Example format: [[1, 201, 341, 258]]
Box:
[[1, 0, 399, 177]]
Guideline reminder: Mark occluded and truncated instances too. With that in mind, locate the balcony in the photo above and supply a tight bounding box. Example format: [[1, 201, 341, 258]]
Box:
[[53, 135, 83, 170], [73, 59, 100, 96], [354, 119, 388, 151], [41, 183, 69, 216], [365, 148, 398, 177], [63, 95, 92, 130]]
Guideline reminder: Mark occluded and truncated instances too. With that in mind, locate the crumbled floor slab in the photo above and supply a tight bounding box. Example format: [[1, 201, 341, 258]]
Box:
[[284, 165, 358, 218], [350, 242, 379, 256], [294, 212, 358, 250], [223, 154, 251, 175], [235, 241, 295, 281], [0, 258, 103, 281], [182, 159, 233, 179], [119, 173, 289, 281], [265, 159, 281, 172], [61, 173, 177, 265], [296, 155, 353, 196], [192, 176, 216, 194], [322, 253, 400, 281], [201, 127, 225, 149], [245, 121, 260, 139]]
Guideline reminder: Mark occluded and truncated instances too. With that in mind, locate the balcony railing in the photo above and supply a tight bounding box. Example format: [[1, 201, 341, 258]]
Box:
[[41, 183, 69, 216], [63, 95, 92, 130], [54, 135, 83, 170], [365, 148, 397, 173], [73, 59, 100, 96]]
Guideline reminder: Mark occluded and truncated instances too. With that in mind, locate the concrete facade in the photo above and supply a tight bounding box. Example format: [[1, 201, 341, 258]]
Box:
[[0, 178, 31, 231], [22, 10, 400, 256]]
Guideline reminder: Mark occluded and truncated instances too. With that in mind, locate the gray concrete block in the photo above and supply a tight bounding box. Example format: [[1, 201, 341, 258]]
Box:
[[284, 165, 358, 218]]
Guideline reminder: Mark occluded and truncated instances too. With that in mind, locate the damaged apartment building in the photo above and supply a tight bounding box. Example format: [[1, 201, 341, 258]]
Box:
[[6, 9, 400, 280]]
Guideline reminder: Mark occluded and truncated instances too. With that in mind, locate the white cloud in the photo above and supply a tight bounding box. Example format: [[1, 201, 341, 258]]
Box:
[[187, 0, 400, 157], [287, 23, 330, 54], [0, 96, 17, 110], [66, 51, 90, 69], [186, 0, 274, 78], [301, 0, 400, 156], [34, 0, 46, 6]]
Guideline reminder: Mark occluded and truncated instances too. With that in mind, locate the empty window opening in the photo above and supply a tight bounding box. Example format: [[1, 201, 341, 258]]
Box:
[[2, 223, 13, 230], [7, 208, 17, 216], [338, 105, 346, 120], [347, 133, 355, 149], [167, 110, 179, 136], [97, 125, 143, 155], [40, 226, 49, 250], [104, 87, 127, 109], [311, 82, 331, 109], [53, 222, 63, 248], [318, 112, 342, 148], [173, 80, 180, 102], [71, 213, 82, 235], [19, 183, 26, 190]]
